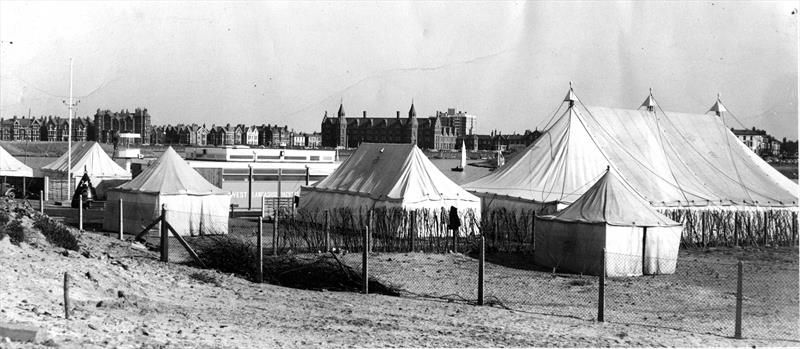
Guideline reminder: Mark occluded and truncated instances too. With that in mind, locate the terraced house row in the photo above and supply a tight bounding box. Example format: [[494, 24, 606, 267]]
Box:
[[0, 115, 93, 141], [149, 123, 322, 148]]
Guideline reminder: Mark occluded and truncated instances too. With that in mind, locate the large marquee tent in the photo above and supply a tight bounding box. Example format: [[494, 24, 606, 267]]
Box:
[[299, 143, 481, 235], [463, 89, 798, 245], [103, 147, 230, 236], [534, 168, 682, 276]]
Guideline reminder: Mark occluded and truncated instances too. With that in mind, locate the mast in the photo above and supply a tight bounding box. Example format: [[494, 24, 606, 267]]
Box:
[[67, 59, 74, 192]]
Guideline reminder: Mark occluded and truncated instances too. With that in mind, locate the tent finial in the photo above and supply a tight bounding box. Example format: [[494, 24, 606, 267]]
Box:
[[708, 93, 727, 116], [640, 89, 657, 112], [563, 82, 577, 107]]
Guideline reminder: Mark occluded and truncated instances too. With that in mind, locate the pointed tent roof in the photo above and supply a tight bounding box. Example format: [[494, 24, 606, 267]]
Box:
[[113, 147, 227, 195], [306, 143, 479, 204], [463, 103, 798, 207], [0, 145, 33, 177], [42, 142, 130, 179], [541, 169, 680, 227]]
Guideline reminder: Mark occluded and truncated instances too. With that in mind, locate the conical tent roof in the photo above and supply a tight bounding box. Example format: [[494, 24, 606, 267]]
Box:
[[542, 169, 681, 227], [464, 103, 798, 207], [306, 143, 479, 205], [114, 147, 226, 195], [42, 142, 130, 178], [0, 145, 33, 177]]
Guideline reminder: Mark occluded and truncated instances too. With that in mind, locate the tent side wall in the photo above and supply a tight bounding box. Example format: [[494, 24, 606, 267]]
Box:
[[299, 188, 480, 237], [643, 225, 681, 274], [474, 192, 558, 215], [533, 219, 649, 277], [604, 225, 644, 277], [160, 194, 230, 236], [533, 219, 608, 276], [103, 190, 160, 234]]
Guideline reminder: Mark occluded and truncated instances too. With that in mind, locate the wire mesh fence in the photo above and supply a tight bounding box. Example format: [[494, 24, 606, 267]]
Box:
[[40, 202, 798, 342]]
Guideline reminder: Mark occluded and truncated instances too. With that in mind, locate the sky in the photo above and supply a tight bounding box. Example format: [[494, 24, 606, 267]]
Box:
[[0, 1, 797, 139]]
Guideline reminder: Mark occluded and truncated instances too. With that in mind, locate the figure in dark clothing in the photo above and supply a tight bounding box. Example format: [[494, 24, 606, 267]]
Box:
[[71, 173, 96, 209], [447, 206, 461, 231]]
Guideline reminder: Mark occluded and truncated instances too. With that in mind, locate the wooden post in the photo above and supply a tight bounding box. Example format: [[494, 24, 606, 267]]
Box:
[[478, 235, 485, 306], [160, 205, 168, 262], [248, 165, 253, 211], [78, 197, 83, 231], [324, 211, 330, 253], [273, 203, 279, 256], [642, 227, 648, 275], [733, 211, 739, 247], [793, 211, 798, 246], [257, 216, 264, 283], [44, 176, 49, 201], [362, 226, 369, 294], [305, 166, 310, 186], [368, 209, 374, 253], [763, 211, 769, 246], [39, 191, 44, 214], [492, 212, 498, 248], [63, 272, 70, 319], [409, 211, 415, 253], [735, 260, 743, 339], [119, 198, 124, 240], [22, 177, 26, 200], [598, 248, 606, 322]]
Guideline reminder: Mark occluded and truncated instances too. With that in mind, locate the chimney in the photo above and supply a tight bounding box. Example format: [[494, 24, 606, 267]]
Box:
[[363, 111, 367, 118]]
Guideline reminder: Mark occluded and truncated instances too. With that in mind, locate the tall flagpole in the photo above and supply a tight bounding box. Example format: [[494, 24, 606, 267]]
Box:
[[63, 58, 79, 194], [68, 58, 73, 193]]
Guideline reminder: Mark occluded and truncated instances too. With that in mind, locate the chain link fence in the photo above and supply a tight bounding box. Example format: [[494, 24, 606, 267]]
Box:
[[44, 203, 798, 342]]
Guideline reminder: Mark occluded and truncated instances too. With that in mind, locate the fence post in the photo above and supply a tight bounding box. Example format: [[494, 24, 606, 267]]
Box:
[[78, 198, 83, 231], [273, 209, 279, 256], [598, 248, 605, 322], [44, 176, 49, 201], [793, 211, 798, 246], [63, 272, 70, 319], [119, 198, 124, 240], [257, 216, 264, 283], [478, 235, 485, 306], [160, 205, 168, 262], [735, 260, 743, 339], [248, 165, 253, 211], [409, 211, 415, 252], [362, 226, 369, 294], [368, 209, 374, 253], [324, 210, 331, 252], [39, 191, 44, 214]]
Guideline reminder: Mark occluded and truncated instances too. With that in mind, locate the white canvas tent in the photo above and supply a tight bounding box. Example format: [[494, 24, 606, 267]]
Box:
[[464, 91, 798, 212], [41, 141, 131, 190], [299, 143, 481, 234], [103, 147, 230, 236], [534, 168, 682, 277], [0, 145, 33, 177]]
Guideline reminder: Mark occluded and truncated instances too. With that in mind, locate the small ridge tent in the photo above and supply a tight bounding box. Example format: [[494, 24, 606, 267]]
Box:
[[0, 145, 33, 177], [534, 168, 682, 277], [298, 143, 481, 236], [103, 147, 230, 236], [41, 142, 131, 191]]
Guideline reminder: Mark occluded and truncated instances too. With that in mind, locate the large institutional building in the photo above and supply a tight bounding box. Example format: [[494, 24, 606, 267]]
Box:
[[320, 102, 461, 150]]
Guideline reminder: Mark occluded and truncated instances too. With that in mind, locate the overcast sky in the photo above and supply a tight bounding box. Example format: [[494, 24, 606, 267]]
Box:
[[1, 1, 797, 139]]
